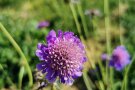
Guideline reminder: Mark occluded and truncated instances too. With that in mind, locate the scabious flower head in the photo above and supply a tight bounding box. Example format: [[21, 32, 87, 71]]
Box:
[[36, 30, 87, 85], [37, 21, 50, 29], [109, 46, 130, 71]]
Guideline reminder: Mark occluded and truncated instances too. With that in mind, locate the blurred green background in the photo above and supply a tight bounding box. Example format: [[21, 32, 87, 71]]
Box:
[[0, 0, 135, 90]]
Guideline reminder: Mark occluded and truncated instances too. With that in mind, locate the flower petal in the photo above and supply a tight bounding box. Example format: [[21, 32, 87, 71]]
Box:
[[58, 30, 63, 38], [37, 43, 47, 49], [46, 30, 56, 40], [36, 50, 43, 57], [36, 62, 46, 70], [65, 78, 74, 85], [46, 69, 57, 83]]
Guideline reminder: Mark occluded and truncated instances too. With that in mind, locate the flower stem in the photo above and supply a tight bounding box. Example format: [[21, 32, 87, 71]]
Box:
[[119, 0, 123, 45], [92, 18, 96, 35], [0, 23, 33, 87], [18, 66, 25, 89], [98, 60, 106, 87], [121, 53, 135, 90], [104, 0, 113, 89]]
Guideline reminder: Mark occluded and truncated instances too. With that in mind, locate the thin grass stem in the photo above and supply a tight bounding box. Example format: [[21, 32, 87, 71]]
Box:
[[121, 53, 135, 90], [77, 3, 89, 38], [119, 0, 124, 45], [18, 66, 25, 89], [104, 0, 113, 89], [0, 23, 33, 87], [69, 3, 83, 40], [83, 70, 93, 90]]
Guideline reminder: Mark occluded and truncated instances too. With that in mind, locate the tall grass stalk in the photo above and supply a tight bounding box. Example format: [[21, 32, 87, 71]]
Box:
[[77, 3, 89, 38], [119, 0, 123, 45], [18, 66, 25, 89], [98, 60, 106, 87], [104, 0, 113, 89], [121, 54, 135, 90], [92, 18, 97, 36], [0, 23, 33, 87], [83, 70, 93, 90], [69, 3, 83, 40]]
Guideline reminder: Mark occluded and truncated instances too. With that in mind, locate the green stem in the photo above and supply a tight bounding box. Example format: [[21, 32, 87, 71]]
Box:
[[104, 0, 111, 62], [104, 0, 113, 89], [69, 3, 83, 40], [95, 68, 105, 90], [77, 3, 89, 38], [19, 66, 25, 89], [0, 23, 33, 87], [121, 54, 135, 90], [92, 18, 98, 37], [98, 60, 106, 86], [119, 0, 123, 45], [83, 70, 93, 90]]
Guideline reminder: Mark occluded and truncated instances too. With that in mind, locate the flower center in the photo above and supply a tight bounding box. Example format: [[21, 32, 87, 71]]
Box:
[[47, 39, 82, 76]]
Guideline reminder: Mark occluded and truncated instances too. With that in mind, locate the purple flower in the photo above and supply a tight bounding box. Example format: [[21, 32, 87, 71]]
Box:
[[37, 21, 50, 29], [109, 46, 130, 71], [101, 53, 109, 61], [36, 30, 87, 85]]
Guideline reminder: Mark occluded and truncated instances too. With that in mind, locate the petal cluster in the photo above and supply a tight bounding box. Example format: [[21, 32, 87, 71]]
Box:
[[109, 46, 130, 71], [36, 30, 87, 85], [37, 21, 50, 29]]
